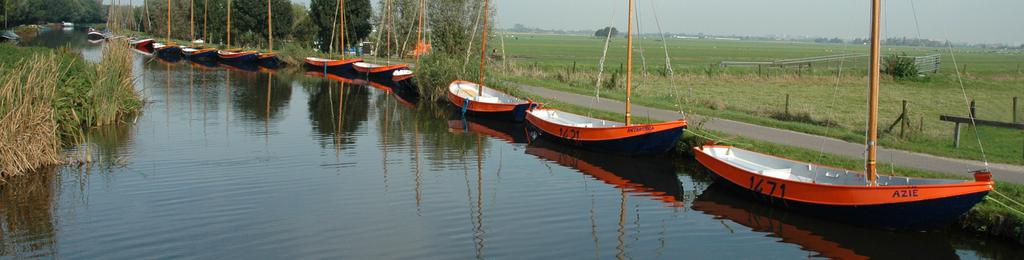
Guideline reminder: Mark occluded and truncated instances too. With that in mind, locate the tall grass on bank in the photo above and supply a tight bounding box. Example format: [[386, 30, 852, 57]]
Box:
[[0, 54, 64, 178], [88, 39, 140, 126]]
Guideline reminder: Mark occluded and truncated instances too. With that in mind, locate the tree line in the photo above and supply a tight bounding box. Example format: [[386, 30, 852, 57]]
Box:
[[2, 0, 106, 26]]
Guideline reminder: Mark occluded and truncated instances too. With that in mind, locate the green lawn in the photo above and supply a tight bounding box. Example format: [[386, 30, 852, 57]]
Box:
[[493, 33, 1024, 165]]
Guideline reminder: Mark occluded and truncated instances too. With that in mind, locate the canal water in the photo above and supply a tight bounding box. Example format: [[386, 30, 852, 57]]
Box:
[[2, 29, 1021, 259]]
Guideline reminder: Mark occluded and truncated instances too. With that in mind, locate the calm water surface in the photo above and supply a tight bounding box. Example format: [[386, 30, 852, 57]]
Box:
[[1, 30, 1021, 259]]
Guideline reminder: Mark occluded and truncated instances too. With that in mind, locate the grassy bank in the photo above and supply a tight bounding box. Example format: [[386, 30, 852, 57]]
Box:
[[493, 34, 1024, 165], [0, 40, 141, 178], [495, 84, 1024, 244]]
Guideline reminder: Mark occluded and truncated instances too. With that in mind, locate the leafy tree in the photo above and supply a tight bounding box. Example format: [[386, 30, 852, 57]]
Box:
[[290, 3, 314, 46], [428, 0, 491, 56], [594, 26, 617, 38], [310, 0, 371, 52]]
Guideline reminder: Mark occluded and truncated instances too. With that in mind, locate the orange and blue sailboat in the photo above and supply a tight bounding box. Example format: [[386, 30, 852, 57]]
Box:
[[353, 62, 409, 78], [305, 57, 363, 75], [183, 46, 218, 61], [693, 0, 992, 230], [305, 0, 363, 75], [446, 0, 538, 122], [524, 0, 684, 155], [218, 48, 259, 63]]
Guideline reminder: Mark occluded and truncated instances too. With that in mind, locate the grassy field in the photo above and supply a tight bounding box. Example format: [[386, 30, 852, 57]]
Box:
[[493, 33, 1024, 165]]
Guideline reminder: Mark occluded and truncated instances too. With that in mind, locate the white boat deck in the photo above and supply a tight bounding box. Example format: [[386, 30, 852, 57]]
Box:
[[528, 109, 622, 128], [449, 81, 523, 104], [701, 146, 965, 186]]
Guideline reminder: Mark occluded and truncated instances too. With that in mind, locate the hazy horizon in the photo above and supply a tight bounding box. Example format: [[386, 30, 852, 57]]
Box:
[[123, 0, 1024, 45]]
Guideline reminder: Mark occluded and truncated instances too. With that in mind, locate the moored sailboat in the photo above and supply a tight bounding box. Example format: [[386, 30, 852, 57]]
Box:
[[304, 0, 363, 74], [692, 0, 993, 230], [182, 0, 218, 61], [217, 0, 259, 64], [353, 0, 409, 78], [524, 0, 685, 155], [257, 0, 281, 68], [447, 0, 537, 122], [154, 0, 181, 58]]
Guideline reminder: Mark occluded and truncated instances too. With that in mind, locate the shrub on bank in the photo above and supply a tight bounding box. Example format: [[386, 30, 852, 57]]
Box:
[[0, 40, 141, 178]]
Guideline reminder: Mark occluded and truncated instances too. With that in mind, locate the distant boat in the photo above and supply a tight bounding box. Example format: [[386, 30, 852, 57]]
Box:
[[183, 47, 218, 61], [218, 49, 259, 63], [257, 52, 281, 68], [693, 0, 992, 230], [353, 0, 409, 78], [61, 22, 74, 30], [87, 28, 106, 39], [392, 69, 413, 81], [153, 42, 183, 59], [257, 0, 281, 69], [304, 0, 363, 75], [0, 31, 21, 42], [130, 38, 156, 52], [305, 57, 363, 74], [353, 62, 409, 78], [524, 0, 685, 155]]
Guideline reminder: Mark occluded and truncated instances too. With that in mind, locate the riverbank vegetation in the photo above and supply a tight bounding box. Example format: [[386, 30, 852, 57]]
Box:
[[0, 39, 140, 178]]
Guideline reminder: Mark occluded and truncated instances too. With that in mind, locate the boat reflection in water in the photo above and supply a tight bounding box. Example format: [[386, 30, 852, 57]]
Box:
[[447, 116, 529, 144], [525, 137, 684, 206], [692, 183, 965, 259]]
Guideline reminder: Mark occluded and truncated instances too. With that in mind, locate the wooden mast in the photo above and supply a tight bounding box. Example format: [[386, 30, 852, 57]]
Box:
[[385, 0, 392, 64], [165, 0, 170, 43], [478, 0, 489, 94], [204, 0, 208, 43], [415, 0, 425, 58], [624, 0, 634, 125], [866, 0, 882, 185], [267, 0, 273, 51], [227, 0, 232, 47], [190, 0, 195, 43], [339, 0, 345, 59]]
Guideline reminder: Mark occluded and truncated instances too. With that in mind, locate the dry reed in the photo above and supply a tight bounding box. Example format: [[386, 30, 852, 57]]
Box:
[[0, 54, 64, 178]]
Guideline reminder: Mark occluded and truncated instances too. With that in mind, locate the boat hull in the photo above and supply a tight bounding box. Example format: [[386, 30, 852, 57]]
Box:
[[257, 53, 281, 68], [353, 62, 408, 78], [526, 121, 685, 155], [693, 145, 993, 230], [155, 45, 181, 57], [525, 109, 686, 155], [304, 58, 362, 75], [218, 50, 259, 63], [710, 169, 988, 230], [155, 46, 182, 61], [184, 48, 218, 61], [447, 81, 537, 122]]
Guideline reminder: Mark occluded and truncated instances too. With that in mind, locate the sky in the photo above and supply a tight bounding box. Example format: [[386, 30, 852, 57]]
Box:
[[130, 0, 1024, 45]]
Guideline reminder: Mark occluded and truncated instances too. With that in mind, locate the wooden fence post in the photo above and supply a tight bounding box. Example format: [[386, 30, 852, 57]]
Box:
[[953, 122, 962, 148], [970, 99, 976, 119], [1014, 97, 1019, 123], [900, 100, 908, 138]]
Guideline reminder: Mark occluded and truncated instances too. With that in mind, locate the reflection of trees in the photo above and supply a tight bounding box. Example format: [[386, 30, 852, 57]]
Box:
[[0, 168, 57, 257], [231, 73, 293, 123], [403, 102, 488, 169], [307, 80, 369, 149]]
